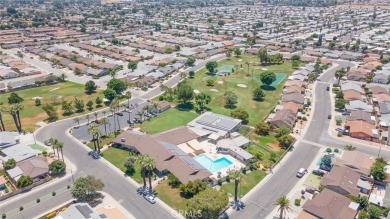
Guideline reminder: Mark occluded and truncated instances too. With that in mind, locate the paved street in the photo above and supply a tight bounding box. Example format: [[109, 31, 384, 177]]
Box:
[[0, 54, 225, 219]]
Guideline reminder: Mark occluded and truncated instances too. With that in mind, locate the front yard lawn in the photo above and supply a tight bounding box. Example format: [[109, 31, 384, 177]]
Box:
[[101, 147, 143, 184], [137, 108, 198, 134], [304, 173, 321, 189], [87, 132, 116, 150], [154, 180, 189, 213], [221, 170, 267, 198]]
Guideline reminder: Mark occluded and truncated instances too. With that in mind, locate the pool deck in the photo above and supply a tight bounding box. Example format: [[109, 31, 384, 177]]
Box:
[[199, 140, 245, 179]]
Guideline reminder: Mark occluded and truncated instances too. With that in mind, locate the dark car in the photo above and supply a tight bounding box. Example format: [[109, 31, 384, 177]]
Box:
[[327, 114, 332, 119], [320, 164, 332, 172], [305, 187, 317, 194], [312, 169, 325, 176], [116, 112, 123, 116], [335, 128, 344, 133], [91, 151, 100, 159], [326, 86, 330, 91]]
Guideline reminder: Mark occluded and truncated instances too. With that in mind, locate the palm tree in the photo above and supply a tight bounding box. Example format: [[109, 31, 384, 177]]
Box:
[[48, 138, 56, 156], [144, 156, 156, 194], [8, 104, 24, 133], [73, 117, 81, 127], [125, 91, 132, 126], [137, 111, 144, 122], [94, 112, 99, 120], [100, 118, 109, 136], [344, 144, 356, 151], [137, 155, 149, 190], [227, 169, 242, 205], [55, 141, 64, 161], [92, 126, 102, 154], [110, 98, 120, 136], [102, 110, 107, 117], [85, 114, 90, 124], [274, 196, 291, 219], [87, 125, 98, 152]]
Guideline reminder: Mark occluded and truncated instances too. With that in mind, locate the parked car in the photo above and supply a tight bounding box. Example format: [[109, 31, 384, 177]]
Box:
[[116, 112, 123, 116], [94, 119, 100, 124], [320, 164, 332, 172], [335, 128, 344, 133], [296, 168, 307, 178], [312, 169, 325, 176], [326, 86, 330, 91], [144, 195, 156, 204], [91, 151, 100, 159], [327, 114, 332, 119], [305, 187, 317, 194]]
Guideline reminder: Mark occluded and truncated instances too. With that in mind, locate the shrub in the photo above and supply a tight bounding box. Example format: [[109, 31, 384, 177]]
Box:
[[36, 198, 40, 203], [4, 188, 9, 193], [42, 151, 48, 157], [297, 116, 302, 120], [326, 148, 332, 153], [337, 132, 343, 137], [334, 148, 339, 153], [294, 199, 301, 206], [2, 213, 5, 219], [158, 95, 164, 101], [45, 212, 57, 219], [52, 191, 56, 196], [217, 179, 222, 186], [19, 206, 23, 211], [302, 117, 307, 121]]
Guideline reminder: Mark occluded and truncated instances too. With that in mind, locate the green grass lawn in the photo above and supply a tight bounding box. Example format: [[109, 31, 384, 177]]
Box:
[[246, 133, 285, 165], [101, 147, 143, 184], [221, 170, 267, 198], [0, 81, 104, 131], [137, 108, 198, 134], [154, 180, 189, 213], [87, 132, 116, 150], [29, 144, 47, 151], [185, 54, 297, 126], [304, 173, 321, 189]]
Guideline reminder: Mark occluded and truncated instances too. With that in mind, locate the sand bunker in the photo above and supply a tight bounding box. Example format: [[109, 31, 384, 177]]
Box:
[[32, 97, 43, 100], [217, 81, 224, 84], [194, 89, 200, 94], [210, 89, 218, 92], [261, 68, 268, 71], [237, 84, 247, 88], [238, 59, 242, 62], [50, 87, 60, 91]]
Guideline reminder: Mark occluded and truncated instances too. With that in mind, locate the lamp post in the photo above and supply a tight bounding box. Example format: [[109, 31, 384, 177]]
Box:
[[377, 130, 383, 158], [129, 110, 132, 127]]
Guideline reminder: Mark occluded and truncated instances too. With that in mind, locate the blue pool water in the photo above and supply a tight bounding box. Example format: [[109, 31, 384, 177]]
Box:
[[194, 154, 233, 173]]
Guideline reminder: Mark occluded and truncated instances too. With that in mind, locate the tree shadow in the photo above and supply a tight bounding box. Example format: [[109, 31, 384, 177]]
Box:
[[260, 85, 276, 91], [176, 103, 194, 111]]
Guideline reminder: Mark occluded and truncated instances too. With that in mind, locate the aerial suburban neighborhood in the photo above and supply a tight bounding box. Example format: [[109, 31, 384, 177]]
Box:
[[1, 0, 390, 219]]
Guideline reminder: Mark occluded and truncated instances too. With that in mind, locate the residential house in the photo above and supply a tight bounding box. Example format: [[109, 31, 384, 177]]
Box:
[[7, 156, 48, 183], [187, 112, 242, 137], [320, 166, 371, 196], [283, 85, 305, 94], [298, 188, 358, 219], [343, 90, 365, 102], [269, 109, 296, 130], [57, 203, 107, 219], [346, 111, 376, 125], [344, 120, 377, 140], [0, 69, 19, 79], [281, 93, 305, 105], [333, 151, 374, 176], [341, 82, 363, 94], [346, 100, 373, 113], [155, 101, 171, 113]]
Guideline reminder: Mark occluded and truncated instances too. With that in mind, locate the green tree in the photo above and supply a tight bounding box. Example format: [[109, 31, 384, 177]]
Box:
[[186, 56, 196, 66], [230, 108, 249, 124], [49, 160, 66, 174], [291, 55, 301, 61], [206, 61, 218, 74], [344, 144, 356, 151], [260, 71, 276, 86], [128, 61, 138, 72], [358, 210, 369, 219], [103, 88, 117, 101], [86, 100, 93, 110], [185, 188, 228, 219], [336, 117, 343, 125], [258, 48, 268, 63], [35, 98, 41, 106], [274, 196, 292, 219], [321, 155, 332, 167], [335, 68, 347, 86], [370, 158, 387, 181], [107, 78, 127, 94], [252, 87, 265, 101], [234, 47, 241, 57], [195, 93, 211, 112], [85, 80, 97, 94], [73, 98, 85, 112], [176, 83, 194, 104], [95, 97, 103, 107], [123, 156, 136, 172], [206, 77, 216, 87], [71, 175, 104, 201], [189, 71, 195, 78], [16, 176, 33, 188], [367, 205, 382, 219], [8, 93, 23, 104], [167, 173, 181, 188], [255, 121, 270, 136], [335, 99, 345, 109], [61, 101, 74, 115], [4, 158, 16, 170], [292, 60, 300, 69], [217, 20, 225, 26], [275, 126, 291, 138], [277, 135, 295, 148], [224, 91, 238, 108], [42, 103, 58, 121]]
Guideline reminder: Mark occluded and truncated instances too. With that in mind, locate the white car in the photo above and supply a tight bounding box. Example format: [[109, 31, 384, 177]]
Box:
[[144, 195, 156, 204], [296, 168, 307, 178]]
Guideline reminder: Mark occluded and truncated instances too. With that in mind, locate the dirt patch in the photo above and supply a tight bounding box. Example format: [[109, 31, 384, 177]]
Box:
[[237, 84, 247, 88], [238, 59, 242, 62], [210, 89, 218, 92], [217, 81, 224, 84], [32, 97, 43, 100], [50, 87, 60, 91], [268, 143, 280, 151], [261, 68, 268, 71]]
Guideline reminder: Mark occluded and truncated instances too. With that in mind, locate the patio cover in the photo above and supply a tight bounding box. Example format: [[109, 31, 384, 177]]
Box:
[[187, 139, 203, 151], [208, 133, 220, 141], [177, 143, 194, 154]]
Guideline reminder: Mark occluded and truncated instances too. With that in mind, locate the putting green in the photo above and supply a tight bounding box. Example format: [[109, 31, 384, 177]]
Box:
[[217, 65, 236, 73], [252, 73, 287, 86]]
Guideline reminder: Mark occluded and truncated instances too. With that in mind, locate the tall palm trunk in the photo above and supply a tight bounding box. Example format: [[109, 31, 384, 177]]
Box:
[[92, 137, 97, 151], [56, 148, 60, 160], [112, 112, 117, 137], [96, 136, 101, 154], [11, 112, 21, 133], [52, 145, 56, 156], [280, 209, 284, 219], [16, 110, 22, 132], [234, 179, 239, 203], [61, 149, 64, 162], [104, 124, 107, 136], [142, 168, 147, 189], [0, 113, 5, 131], [148, 170, 153, 194]]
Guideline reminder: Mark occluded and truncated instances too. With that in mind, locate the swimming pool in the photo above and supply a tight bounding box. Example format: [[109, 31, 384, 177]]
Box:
[[194, 154, 233, 173]]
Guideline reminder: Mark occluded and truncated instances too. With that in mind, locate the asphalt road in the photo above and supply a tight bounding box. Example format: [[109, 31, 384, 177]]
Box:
[[229, 60, 361, 219], [0, 54, 226, 219]]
